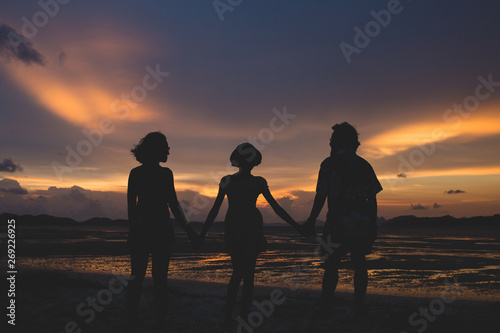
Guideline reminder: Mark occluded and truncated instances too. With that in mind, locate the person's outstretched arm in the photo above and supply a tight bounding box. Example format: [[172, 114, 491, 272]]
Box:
[[200, 186, 226, 243], [302, 191, 327, 236], [303, 160, 330, 236], [165, 169, 198, 243], [307, 191, 327, 223], [127, 169, 138, 223], [261, 186, 304, 235]]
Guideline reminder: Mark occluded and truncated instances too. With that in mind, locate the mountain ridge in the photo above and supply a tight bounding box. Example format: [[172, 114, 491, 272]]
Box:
[[1, 213, 499, 229]]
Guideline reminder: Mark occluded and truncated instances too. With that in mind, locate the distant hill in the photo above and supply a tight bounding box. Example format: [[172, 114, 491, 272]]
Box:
[[0, 213, 219, 230], [0, 213, 128, 226], [1, 213, 499, 229], [380, 214, 500, 228]]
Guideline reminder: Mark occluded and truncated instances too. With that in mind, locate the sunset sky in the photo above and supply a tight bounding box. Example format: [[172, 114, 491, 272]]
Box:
[[1, 0, 499, 222]]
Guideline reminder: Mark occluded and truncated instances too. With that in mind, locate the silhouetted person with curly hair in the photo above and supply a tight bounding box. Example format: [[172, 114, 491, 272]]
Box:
[[302, 122, 382, 318], [126, 132, 198, 332], [198, 142, 305, 330]]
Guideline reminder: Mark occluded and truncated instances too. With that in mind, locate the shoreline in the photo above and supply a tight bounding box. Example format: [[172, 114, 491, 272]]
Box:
[[5, 266, 498, 303]]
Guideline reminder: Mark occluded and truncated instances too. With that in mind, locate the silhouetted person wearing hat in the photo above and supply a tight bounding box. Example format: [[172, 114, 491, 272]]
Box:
[[198, 142, 305, 330], [302, 122, 382, 318]]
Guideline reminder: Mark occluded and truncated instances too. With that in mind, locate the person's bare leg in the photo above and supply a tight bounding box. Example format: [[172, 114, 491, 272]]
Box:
[[352, 252, 368, 317], [321, 254, 341, 310], [152, 246, 171, 329], [126, 248, 149, 331], [240, 254, 257, 319], [226, 254, 243, 327]]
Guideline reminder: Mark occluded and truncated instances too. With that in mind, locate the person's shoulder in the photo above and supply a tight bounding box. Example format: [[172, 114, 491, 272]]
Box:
[[355, 154, 369, 164], [129, 165, 141, 176], [253, 176, 268, 188], [355, 154, 375, 170], [355, 154, 382, 191], [130, 165, 141, 172], [221, 174, 231, 183], [148, 166, 172, 180], [160, 166, 174, 176], [254, 175, 267, 183], [320, 156, 333, 167], [219, 175, 232, 188]]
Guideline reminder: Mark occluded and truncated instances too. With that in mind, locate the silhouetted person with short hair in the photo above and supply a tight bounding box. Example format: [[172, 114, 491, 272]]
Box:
[[126, 132, 198, 332], [302, 122, 382, 318], [198, 142, 305, 330]]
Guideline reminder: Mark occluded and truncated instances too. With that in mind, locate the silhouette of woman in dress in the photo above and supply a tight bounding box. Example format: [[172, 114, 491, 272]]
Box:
[[199, 142, 305, 329], [126, 132, 198, 331]]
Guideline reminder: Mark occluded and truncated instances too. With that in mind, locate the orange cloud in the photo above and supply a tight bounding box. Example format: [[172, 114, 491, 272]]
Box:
[[2, 30, 164, 129], [363, 108, 500, 158]]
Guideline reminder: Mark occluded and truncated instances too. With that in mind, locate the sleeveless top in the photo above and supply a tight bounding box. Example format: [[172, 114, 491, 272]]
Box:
[[128, 165, 175, 250], [220, 174, 268, 255]]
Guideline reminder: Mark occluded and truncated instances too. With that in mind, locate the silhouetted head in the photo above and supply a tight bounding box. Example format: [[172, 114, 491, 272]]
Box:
[[230, 143, 262, 169], [330, 122, 360, 154], [131, 132, 170, 164]]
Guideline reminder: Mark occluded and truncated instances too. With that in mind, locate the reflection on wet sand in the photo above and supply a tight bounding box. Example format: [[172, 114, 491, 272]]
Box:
[[12, 226, 500, 301]]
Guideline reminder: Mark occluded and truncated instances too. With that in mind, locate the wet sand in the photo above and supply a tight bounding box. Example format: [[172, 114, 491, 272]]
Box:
[[11, 224, 500, 301]]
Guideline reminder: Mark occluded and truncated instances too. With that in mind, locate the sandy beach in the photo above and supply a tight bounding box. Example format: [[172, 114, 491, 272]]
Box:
[[2, 268, 498, 333]]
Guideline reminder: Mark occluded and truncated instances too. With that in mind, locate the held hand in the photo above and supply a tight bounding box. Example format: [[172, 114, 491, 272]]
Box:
[[294, 223, 309, 237], [186, 226, 199, 245], [193, 231, 206, 251], [285, 218, 307, 237], [300, 219, 317, 237]]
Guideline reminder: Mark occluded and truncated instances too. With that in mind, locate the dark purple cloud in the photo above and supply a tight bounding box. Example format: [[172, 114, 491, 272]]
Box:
[[0, 178, 28, 195], [0, 158, 23, 172], [411, 203, 427, 210], [0, 24, 45, 66], [444, 190, 466, 194]]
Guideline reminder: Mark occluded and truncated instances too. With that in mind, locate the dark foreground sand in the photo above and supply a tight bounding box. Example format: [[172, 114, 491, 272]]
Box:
[[2, 269, 498, 333]]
